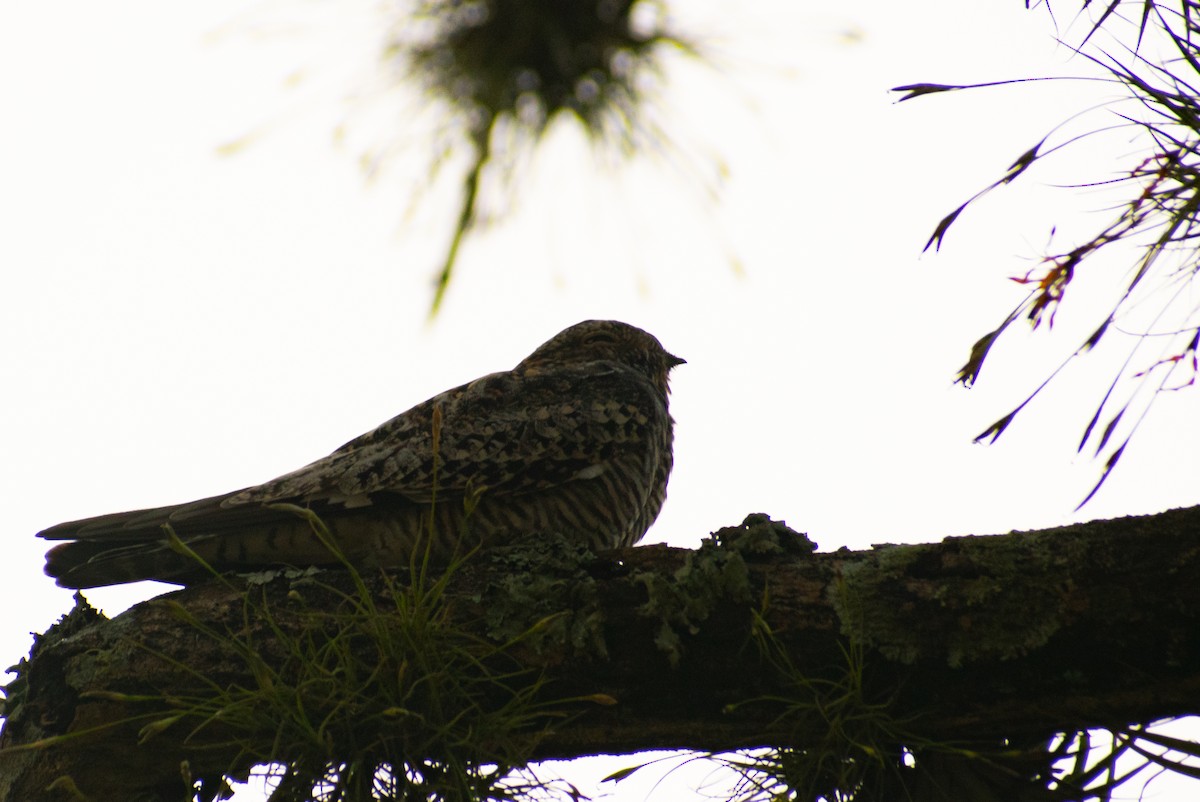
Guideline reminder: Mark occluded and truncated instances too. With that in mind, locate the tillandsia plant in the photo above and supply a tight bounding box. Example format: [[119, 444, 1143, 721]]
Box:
[[116, 511, 578, 801], [392, 0, 695, 313], [709, 608, 1163, 802], [897, 1, 1200, 506]]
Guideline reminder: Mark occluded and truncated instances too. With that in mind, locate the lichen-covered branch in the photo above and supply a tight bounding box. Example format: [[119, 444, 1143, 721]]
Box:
[[4, 508, 1200, 800]]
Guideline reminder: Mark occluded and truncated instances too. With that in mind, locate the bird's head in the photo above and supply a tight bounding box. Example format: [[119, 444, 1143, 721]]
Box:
[[517, 320, 684, 389]]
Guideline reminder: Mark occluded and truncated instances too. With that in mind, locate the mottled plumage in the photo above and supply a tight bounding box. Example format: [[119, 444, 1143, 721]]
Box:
[[41, 321, 683, 588]]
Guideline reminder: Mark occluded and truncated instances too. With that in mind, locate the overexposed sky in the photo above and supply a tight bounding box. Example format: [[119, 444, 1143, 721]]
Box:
[[3, 0, 1198, 798]]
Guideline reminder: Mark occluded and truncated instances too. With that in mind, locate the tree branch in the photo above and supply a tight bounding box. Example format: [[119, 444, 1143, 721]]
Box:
[[4, 507, 1200, 800]]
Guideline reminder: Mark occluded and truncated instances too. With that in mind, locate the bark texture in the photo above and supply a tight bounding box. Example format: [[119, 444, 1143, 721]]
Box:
[[4, 506, 1200, 801]]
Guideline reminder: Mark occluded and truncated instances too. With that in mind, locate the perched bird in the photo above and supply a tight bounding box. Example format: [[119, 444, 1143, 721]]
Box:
[[41, 320, 683, 588]]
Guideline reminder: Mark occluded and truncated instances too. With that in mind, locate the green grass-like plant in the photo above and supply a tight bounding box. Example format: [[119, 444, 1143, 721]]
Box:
[[135, 507, 576, 801], [710, 601, 1147, 801]]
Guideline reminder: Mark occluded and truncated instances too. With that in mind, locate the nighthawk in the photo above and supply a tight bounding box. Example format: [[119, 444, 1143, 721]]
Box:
[[41, 320, 683, 588]]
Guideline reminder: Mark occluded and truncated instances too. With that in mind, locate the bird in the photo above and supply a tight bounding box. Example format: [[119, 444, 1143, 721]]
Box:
[[40, 320, 684, 589]]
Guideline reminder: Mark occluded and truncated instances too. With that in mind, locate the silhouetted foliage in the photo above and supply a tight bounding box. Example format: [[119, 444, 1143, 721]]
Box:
[[900, 0, 1200, 505]]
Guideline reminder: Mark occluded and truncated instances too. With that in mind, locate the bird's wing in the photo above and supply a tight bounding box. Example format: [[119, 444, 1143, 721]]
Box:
[[226, 364, 660, 508], [37, 492, 290, 542]]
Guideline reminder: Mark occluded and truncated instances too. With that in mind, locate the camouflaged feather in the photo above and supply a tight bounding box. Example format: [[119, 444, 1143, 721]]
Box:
[[39, 320, 683, 588]]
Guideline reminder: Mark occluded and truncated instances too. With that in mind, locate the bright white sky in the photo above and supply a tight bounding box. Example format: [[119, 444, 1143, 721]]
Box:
[[3, 0, 1199, 799]]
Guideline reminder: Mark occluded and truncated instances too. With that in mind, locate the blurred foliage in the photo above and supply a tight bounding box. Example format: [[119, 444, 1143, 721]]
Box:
[[899, 0, 1200, 505], [390, 0, 695, 314]]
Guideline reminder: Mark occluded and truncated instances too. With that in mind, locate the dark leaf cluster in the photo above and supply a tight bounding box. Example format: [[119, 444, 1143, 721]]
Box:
[[395, 0, 693, 313]]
